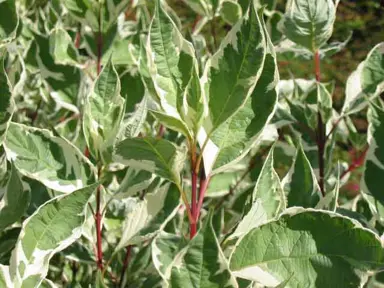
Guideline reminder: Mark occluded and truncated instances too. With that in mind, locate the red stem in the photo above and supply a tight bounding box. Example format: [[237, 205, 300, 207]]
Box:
[[119, 246, 132, 287], [340, 147, 368, 180], [314, 50, 326, 197], [96, 31, 102, 75], [74, 29, 81, 49], [157, 125, 165, 138], [196, 173, 210, 220]]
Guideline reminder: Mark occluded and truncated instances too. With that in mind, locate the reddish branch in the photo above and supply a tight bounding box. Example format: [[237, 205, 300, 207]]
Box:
[[189, 147, 210, 239], [340, 146, 368, 180], [119, 246, 132, 287]]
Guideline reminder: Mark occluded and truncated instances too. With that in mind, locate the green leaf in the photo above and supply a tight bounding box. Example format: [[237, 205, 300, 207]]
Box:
[[0, 50, 14, 146], [205, 172, 239, 198], [152, 231, 186, 283], [146, 0, 202, 136], [0, 165, 30, 233], [170, 211, 238, 288], [362, 104, 384, 207], [120, 72, 145, 114], [251, 146, 285, 219], [230, 199, 268, 240], [64, 0, 130, 33], [343, 43, 384, 115], [220, 0, 242, 25], [117, 95, 148, 142], [199, 12, 278, 174], [49, 28, 80, 67], [114, 167, 154, 199], [317, 83, 333, 124], [279, 0, 339, 52], [205, 3, 266, 133], [150, 110, 193, 141], [0, 0, 18, 45], [115, 183, 180, 252], [9, 183, 98, 287], [29, 32, 81, 113], [83, 57, 125, 162], [282, 143, 321, 208], [181, 0, 212, 17], [4, 123, 96, 193], [114, 137, 186, 184], [230, 208, 384, 287], [0, 264, 11, 287]]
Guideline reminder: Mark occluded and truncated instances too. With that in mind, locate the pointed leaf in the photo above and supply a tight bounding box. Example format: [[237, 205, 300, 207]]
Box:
[[0, 0, 18, 45], [49, 28, 80, 67], [0, 50, 14, 145], [283, 143, 321, 208], [83, 58, 125, 162], [114, 137, 186, 184], [4, 123, 95, 193], [29, 32, 81, 113], [317, 83, 333, 124], [343, 43, 384, 115], [0, 165, 30, 233], [230, 208, 384, 287], [152, 232, 186, 283], [170, 212, 238, 288], [115, 183, 180, 252], [362, 104, 384, 206], [146, 0, 202, 135], [279, 0, 339, 52], [10, 183, 98, 287], [252, 147, 285, 219], [205, 3, 266, 133], [114, 167, 155, 199], [199, 13, 277, 174], [117, 94, 148, 142]]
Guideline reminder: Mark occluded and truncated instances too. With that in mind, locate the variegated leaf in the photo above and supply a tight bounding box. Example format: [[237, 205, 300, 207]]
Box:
[[49, 28, 80, 67], [115, 183, 180, 252], [343, 43, 384, 115], [230, 208, 384, 287], [0, 264, 12, 287], [146, 0, 203, 137], [114, 137, 186, 185], [0, 165, 30, 233], [117, 94, 148, 142], [361, 104, 384, 206], [282, 143, 322, 208], [170, 212, 238, 288], [9, 183, 98, 287], [0, 0, 18, 46], [28, 32, 81, 113], [152, 231, 186, 284], [279, 0, 339, 52], [83, 58, 125, 163], [204, 2, 266, 134], [4, 123, 96, 193], [220, 0, 242, 25], [0, 50, 14, 146], [199, 9, 277, 174], [114, 167, 155, 199]]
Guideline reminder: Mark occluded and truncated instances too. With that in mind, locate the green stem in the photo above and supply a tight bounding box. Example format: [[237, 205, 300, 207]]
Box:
[[314, 50, 326, 197]]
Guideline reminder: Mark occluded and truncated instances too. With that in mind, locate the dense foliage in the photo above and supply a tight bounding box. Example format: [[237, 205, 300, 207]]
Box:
[[0, 0, 384, 287]]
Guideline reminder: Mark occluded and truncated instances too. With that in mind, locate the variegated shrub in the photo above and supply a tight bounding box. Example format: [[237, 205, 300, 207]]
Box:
[[0, 0, 383, 287]]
